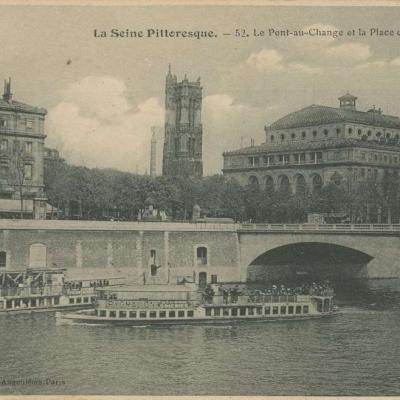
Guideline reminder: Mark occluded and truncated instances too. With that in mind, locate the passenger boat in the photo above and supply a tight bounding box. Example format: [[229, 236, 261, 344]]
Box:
[[0, 268, 125, 313], [56, 282, 336, 325]]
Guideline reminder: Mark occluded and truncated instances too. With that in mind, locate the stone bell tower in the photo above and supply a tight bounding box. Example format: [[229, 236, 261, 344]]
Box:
[[162, 65, 203, 177]]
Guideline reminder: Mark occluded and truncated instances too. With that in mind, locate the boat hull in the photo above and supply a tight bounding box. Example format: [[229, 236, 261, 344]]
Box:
[[57, 310, 336, 326], [0, 304, 92, 315]]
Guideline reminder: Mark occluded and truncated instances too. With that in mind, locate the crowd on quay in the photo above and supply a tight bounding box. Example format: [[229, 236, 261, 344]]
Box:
[[202, 281, 333, 304]]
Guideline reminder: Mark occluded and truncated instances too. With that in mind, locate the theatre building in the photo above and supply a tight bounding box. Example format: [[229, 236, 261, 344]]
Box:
[[222, 93, 400, 195], [0, 79, 48, 219]]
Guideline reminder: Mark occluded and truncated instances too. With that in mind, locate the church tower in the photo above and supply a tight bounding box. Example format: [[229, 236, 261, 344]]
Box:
[[162, 65, 203, 177]]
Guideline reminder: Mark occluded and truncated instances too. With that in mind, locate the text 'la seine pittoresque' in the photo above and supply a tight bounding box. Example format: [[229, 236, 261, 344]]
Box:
[[93, 27, 400, 40]]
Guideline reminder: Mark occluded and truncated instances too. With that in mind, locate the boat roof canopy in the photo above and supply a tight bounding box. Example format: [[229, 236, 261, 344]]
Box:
[[96, 283, 198, 293], [0, 267, 66, 274]]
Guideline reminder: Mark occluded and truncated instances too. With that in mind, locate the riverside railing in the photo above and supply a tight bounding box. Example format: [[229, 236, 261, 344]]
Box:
[[0, 219, 237, 232], [238, 223, 400, 233]]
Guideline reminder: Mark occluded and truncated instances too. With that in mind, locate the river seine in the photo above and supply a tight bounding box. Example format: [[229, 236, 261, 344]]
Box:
[[0, 278, 399, 396]]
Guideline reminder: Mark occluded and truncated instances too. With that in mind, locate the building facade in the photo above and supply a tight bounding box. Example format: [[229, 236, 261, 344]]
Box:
[[162, 66, 203, 177], [223, 93, 400, 195], [0, 79, 48, 219]]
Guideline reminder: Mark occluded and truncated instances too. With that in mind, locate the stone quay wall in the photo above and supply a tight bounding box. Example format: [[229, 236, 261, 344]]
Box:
[[0, 220, 241, 284]]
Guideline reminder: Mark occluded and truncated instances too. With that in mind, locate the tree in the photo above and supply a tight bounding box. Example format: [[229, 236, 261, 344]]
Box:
[[243, 182, 265, 222], [381, 170, 400, 223], [350, 178, 381, 223], [44, 158, 72, 218], [220, 178, 245, 221], [309, 183, 348, 215], [9, 141, 31, 219]]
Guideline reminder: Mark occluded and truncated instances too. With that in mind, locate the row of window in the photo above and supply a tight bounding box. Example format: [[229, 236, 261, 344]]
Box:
[[248, 150, 400, 168], [248, 152, 323, 167], [269, 127, 400, 142], [360, 151, 399, 164], [0, 140, 33, 153], [96, 304, 311, 319], [0, 162, 33, 179], [270, 130, 334, 142], [69, 296, 96, 305], [3, 296, 60, 309], [98, 309, 195, 319], [349, 128, 399, 140], [0, 118, 34, 129], [205, 304, 309, 316]]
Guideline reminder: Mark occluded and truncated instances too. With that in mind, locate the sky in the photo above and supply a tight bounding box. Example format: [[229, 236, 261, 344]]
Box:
[[1, 5, 400, 175]]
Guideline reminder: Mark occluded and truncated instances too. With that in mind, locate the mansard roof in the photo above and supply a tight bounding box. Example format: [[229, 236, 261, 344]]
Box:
[[268, 105, 400, 130], [0, 98, 47, 115]]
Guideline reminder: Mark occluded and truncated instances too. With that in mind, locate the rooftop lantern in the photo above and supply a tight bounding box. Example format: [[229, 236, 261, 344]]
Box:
[[338, 92, 357, 111]]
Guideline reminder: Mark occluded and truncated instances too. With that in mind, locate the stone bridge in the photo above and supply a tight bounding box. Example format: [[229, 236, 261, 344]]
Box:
[[237, 223, 400, 280], [0, 220, 399, 283]]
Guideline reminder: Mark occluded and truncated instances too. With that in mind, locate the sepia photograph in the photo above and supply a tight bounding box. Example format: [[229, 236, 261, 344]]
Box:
[[0, 1, 400, 397]]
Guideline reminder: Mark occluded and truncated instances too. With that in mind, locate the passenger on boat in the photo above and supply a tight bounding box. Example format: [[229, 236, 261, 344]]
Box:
[[230, 286, 240, 303], [203, 285, 215, 304]]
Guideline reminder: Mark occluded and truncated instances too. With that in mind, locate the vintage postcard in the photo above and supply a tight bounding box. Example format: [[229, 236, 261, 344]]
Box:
[[0, 0, 400, 397]]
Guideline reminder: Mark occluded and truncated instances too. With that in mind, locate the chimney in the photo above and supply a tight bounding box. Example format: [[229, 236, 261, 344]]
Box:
[[150, 127, 157, 177], [3, 77, 12, 103]]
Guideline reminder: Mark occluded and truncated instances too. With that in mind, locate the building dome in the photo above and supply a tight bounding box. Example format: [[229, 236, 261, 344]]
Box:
[[268, 104, 400, 130], [269, 105, 346, 130]]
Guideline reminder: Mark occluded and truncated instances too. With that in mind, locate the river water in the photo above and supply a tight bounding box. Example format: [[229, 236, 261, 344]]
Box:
[[0, 278, 399, 396]]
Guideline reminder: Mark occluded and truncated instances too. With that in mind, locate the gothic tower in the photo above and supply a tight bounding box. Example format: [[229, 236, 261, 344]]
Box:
[[162, 65, 203, 177]]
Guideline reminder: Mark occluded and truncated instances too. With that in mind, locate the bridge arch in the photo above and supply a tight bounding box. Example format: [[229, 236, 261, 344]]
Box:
[[246, 241, 374, 282]]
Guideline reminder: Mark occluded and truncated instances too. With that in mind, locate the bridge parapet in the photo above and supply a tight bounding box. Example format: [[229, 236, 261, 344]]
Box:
[[0, 219, 237, 232], [238, 223, 400, 234]]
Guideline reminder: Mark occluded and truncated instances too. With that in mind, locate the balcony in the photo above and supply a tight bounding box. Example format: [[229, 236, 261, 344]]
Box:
[[225, 157, 329, 171]]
